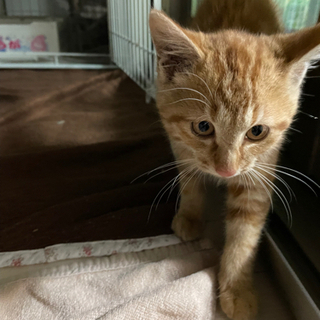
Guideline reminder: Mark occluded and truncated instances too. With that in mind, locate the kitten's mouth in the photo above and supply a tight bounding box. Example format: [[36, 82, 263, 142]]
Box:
[[213, 171, 240, 179], [215, 168, 238, 178], [198, 165, 240, 178]]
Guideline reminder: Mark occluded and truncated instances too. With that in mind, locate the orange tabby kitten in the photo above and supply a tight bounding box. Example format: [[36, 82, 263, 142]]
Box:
[[149, 1, 320, 319]]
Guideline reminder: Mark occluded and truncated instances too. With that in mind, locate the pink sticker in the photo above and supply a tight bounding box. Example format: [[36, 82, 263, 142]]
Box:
[[0, 37, 6, 51], [31, 35, 47, 52], [9, 39, 21, 50]]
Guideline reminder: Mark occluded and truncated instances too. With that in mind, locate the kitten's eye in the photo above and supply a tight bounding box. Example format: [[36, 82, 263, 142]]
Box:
[[192, 121, 214, 136], [246, 125, 269, 141]]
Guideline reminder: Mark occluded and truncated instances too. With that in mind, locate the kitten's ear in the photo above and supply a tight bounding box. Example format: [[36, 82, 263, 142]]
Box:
[[149, 9, 203, 81], [276, 24, 320, 87]]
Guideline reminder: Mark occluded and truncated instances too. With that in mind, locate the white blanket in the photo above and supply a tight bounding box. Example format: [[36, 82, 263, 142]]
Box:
[[0, 236, 218, 320]]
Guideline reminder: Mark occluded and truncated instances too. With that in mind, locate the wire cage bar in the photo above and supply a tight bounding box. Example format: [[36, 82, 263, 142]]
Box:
[[107, 0, 161, 101]]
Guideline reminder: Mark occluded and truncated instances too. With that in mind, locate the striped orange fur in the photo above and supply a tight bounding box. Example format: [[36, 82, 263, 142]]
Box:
[[149, 1, 320, 319]]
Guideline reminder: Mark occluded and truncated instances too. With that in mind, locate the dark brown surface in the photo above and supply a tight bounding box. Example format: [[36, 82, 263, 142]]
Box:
[[0, 69, 176, 252]]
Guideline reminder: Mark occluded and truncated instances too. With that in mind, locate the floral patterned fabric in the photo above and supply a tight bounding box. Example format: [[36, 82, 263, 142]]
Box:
[[0, 236, 217, 320], [0, 235, 182, 268]]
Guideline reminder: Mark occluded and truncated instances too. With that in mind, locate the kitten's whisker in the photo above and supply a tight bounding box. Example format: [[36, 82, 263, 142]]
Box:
[[147, 119, 163, 129], [253, 169, 291, 214], [242, 173, 251, 200], [175, 167, 198, 213], [255, 165, 296, 202], [165, 164, 197, 203], [192, 168, 202, 194], [181, 168, 198, 197], [155, 169, 190, 210], [166, 170, 185, 202], [257, 162, 319, 194], [174, 169, 196, 213], [131, 161, 179, 184], [304, 76, 320, 79], [252, 169, 292, 227], [180, 72, 214, 100], [150, 176, 179, 215], [165, 97, 211, 109], [252, 170, 287, 222], [237, 174, 241, 189], [148, 166, 193, 222], [131, 159, 193, 183], [158, 87, 211, 105], [249, 171, 274, 212], [143, 161, 192, 184], [240, 173, 249, 201], [275, 174, 296, 202], [298, 111, 318, 120], [241, 173, 247, 188], [245, 171, 256, 186], [258, 162, 320, 187], [288, 127, 303, 134]]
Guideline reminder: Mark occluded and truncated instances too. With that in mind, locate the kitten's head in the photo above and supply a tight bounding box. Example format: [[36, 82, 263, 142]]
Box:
[[149, 10, 320, 178]]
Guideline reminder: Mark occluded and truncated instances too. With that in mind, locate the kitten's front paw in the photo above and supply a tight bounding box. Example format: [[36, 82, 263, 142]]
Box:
[[171, 214, 202, 241], [219, 285, 257, 320]]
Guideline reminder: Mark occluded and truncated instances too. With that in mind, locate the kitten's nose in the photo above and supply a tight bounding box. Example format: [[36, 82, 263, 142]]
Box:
[[216, 168, 237, 177]]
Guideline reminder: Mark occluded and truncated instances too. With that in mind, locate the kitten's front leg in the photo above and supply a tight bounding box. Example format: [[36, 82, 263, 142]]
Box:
[[219, 180, 271, 320], [171, 170, 205, 241]]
